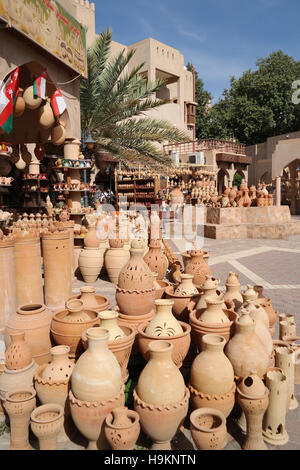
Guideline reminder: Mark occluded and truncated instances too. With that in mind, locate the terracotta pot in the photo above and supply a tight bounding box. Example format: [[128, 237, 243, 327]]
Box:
[[34, 362, 71, 411], [165, 285, 201, 323], [190, 335, 234, 396], [14, 88, 25, 118], [51, 124, 66, 146], [42, 346, 74, 382], [104, 241, 130, 284], [71, 328, 122, 402], [228, 188, 237, 204], [263, 369, 289, 446], [257, 299, 277, 330], [144, 239, 168, 280], [116, 287, 155, 316], [69, 286, 109, 312], [30, 404, 64, 450], [42, 231, 72, 311], [153, 276, 170, 299], [137, 321, 191, 368], [279, 319, 296, 341], [6, 304, 52, 365], [190, 407, 227, 450], [145, 299, 183, 337], [174, 274, 199, 296], [23, 86, 42, 110], [0, 238, 17, 330], [282, 336, 300, 385], [79, 247, 104, 283], [189, 382, 236, 418], [224, 272, 243, 310], [133, 387, 189, 450], [6, 332, 32, 371], [275, 347, 298, 410], [38, 99, 55, 129], [105, 407, 140, 450], [84, 225, 100, 248], [0, 360, 38, 402], [14, 232, 43, 306], [184, 250, 211, 286], [198, 296, 231, 324], [237, 375, 269, 450], [195, 276, 223, 310], [4, 388, 36, 450], [98, 311, 125, 341], [118, 240, 154, 291]]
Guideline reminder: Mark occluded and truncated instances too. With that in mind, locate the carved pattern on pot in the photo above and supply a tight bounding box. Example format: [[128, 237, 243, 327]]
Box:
[[188, 382, 236, 418]]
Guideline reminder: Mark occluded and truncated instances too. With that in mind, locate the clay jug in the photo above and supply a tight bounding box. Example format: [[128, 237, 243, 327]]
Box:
[[23, 86, 42, 110], [71, 328, 122, 402], [243, 189, 251, 207], [184, 250, 211, 287], [38, 99, 55, 129], [144, 239, 168, 280], [105, 239, 130, 285], [6, 332, 32, 371], [242, 285, 258, 302], [98, 311, 125, 341], [174, 274, 199, 296], [79, 248, 103, 283], [41, 345, 74, 382], [136, 340, 185, 406], [105, 407, 140, 451], [224, 272, 243, 310], [65, 299, 91, 323], [84, 225, 100, 248], [239, 300, 270, 328], [145, 300, 183, 337], [225, 311, 269, 378], [196, 276, 224, 310], [118, 240, 154, 291], [190, 335, 234, 395], [14, 88, 25, 118], [198, 296, 230, 324]]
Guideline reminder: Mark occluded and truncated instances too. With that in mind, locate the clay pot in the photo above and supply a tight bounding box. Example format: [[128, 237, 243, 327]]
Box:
[[283, 336, 300, 385], [51, 124, 66, 146], [84, 225, 100, 248], [116, 287, 155, 316], [190, 335, 234, 396], [237, 375, 269, 450], [14, 88, 26, 118], [0, 238, 17, 330], [79, 247, 104, 283], [198, 296, 231, 324], [118, 239, 154, 291], [174, 274, 199, 296], [144, 239, 168, 280], [165, 285, 201, 323], [34, 362, 71, 411], [38, 99, 55, 129], [68, 286, 109, 313], [279, 319, 296, 341], [4, 388, 36, 450], [137, 320, 191, 368], [133, 387, 189, 450], [105, 407, 140, 450], [69, 386, 125, 450], [145, 299, 183, 337], [189, 381, 236, 418], [71, 328, 122, 402], [98, 311, 125, 341], [153, 274, 170, 299], [104, 240, 130, 285], [30, 404, 64, 450], [5, 332, 32, 371], [224, 272, 243, 310], [6, 304, 52, 365], [228, 188, 237, 204], [195, 276, 223, 310], [42, 346, 74, 382], [275, 347, 298, 410], [184, 250, 211, 286], [190, 408, 227, 450], [0, 360, 38, 402], [263, 369, 289, 446], [23, 86, 42, 110]]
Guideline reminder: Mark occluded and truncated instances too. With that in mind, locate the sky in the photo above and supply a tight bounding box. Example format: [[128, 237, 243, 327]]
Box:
[[94, 0, 300, 103]]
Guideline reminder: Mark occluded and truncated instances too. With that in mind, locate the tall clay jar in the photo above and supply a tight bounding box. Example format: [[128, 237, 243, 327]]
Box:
[[4, 388, 36, 450], [184, 249, 211, 287], [263, 369, 289, 445], [63, 220, 75, 278], [5, 332, 32, 371], [144, 239, 169, 280], [42, 231, 72, 311], [224, 272, 243, 310], [0, 237, 17, 329], [105, 239, 130, 285], [14, 232, 44, 306], [79, 247, 104, 283]]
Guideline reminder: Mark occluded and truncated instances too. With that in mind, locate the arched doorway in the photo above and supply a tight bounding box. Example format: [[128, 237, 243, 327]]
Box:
[[217, 168, 230, 194], [281, 159, 300, 214]]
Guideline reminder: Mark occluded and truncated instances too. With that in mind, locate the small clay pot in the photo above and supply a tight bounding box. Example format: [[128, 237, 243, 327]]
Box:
[[116, 287, 155, 316], [105, 407, 140, 450], [190, 407, 227, 450], [165, 285, 201, 323], [5, 332, 32, 371], [4, 388, 36, 450], [30, 403, 64, 450]]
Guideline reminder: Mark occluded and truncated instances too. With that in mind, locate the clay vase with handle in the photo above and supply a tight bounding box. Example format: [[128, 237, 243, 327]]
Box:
[[184, 250, 211, 287], [104, 407, 140, 450]]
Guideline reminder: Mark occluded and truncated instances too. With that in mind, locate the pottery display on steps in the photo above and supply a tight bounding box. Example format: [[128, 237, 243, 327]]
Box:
[[104, 407, 140, 450], [275, 346, 298, 410], [237, 375, 269, 451], [174, 274, 199, 296], [198, 296, 231, 324], [5, 303, 52, 365], [165, 284, 201, 323], [144, 239, 169, 280], [190, 408, 227, 450], [4, 388, 36, 450], [79, 247, 104, 283], [71, 328, 122, 403], [41, 346, 74, 382], [98, 311, 126, 341], [224, 272, 243, 310], [30, 404, 64, 450], [68, 286, 109, 313], [184, 249, 211, 287], [145, 300, 183, 337], [224, 311, 270, 379], [5, 332, 32, 371], [262, 369, 289, 446], [105, 239, 130, 285]]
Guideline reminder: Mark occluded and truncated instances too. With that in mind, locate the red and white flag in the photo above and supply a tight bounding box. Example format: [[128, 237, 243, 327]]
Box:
[[33, 69, 47, 100], [0, 67, 19, 134], [51, 89, 67, 117]]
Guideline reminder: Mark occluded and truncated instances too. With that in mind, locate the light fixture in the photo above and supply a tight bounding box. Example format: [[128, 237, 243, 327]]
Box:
[[86, 130, 95, 150]]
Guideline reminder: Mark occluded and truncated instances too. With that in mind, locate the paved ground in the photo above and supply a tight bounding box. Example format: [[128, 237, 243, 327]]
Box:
[[0, 233, 299, 450]]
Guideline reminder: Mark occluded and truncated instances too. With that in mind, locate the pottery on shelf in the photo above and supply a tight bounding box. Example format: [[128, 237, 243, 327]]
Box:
[[4, 388, 36, 450], [237, 375, 269, 451], [174, 274, 199, 296], [145, 299, 183, 337], [5, 332, 32, 371], [184, 249, 211, 287], [190, 408, 227, 450], [71, 328, 122, 403], [104, 407, 140, 450], [224, 272, 243, 310], [104, 239, 130, 285], [30, 404, 64, 450], [144, 239, 169, 280], [98, 311, 126, 341], [275, 347, 298, 410], [79, 247, 104, 283], [68, 286, 109, 313]]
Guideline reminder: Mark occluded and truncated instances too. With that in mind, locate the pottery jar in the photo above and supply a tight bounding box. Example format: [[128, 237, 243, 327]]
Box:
[[6, 304, 52, 365], [105, 407, 140, 450], [198, 296, 230, 324], [23, 86, 42, 110], [104, 239, 130, 285], [71, 328, 122, 403], [69, 286, 109, 312], [79, 247, 104, 283], [5, 332, 32, 371], [184, 249, 211, 287], [145, 300, 183, 337], [118, 239, 154, 291], [38, 99, 55, 129], [98, 311, 125, 341], [190, 408, 227, 450], [174, 274, 199, 296], [41, 346, 74, 382], [195, 275, 223, 310], [0, 360, 38, 402], [30, 404, 64, 450], [275, 347, 298, 410], [4, 388, 36, 450], [144, 239, 168, 280], [84, 225, 100, 248], [190, 335, 234, 396], [0, 237, 17, 328], [116, 287, 155, 317], [224, 272, 243, 310]]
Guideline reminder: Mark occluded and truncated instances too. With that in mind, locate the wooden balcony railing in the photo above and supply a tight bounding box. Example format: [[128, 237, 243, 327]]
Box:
[[164, 139, 246, 156]]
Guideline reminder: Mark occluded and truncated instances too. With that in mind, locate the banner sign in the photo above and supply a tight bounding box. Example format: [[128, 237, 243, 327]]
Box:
[[0, 0, 87, 77]]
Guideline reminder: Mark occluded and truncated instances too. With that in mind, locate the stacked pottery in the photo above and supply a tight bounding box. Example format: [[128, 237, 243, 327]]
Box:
[[68, 286, 109, 313], [134, 340, 190, 450], [144, 239, 168, 280], [69, 328, 125, 450], [105, 239, 130, 285], [237, 375, 269, 450], [104, 407, 140, 450], [4, 388, 36, 450], [165, 274, 201, 323], [30, 404, 64, 450], [79, 227, 104, 283], [195, 275, 225, 310], [189, 335, 236, 418], [51, 299, 99, 358], [137, 300, 191, 368], [224, 272, 243, 311], [184, 249, 211, 287], [190, 408, 227, 450], [152, 272, 170, 300]]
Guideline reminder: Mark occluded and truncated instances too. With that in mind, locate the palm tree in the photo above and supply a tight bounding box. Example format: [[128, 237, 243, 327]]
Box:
[[80, 29, 189, 170]]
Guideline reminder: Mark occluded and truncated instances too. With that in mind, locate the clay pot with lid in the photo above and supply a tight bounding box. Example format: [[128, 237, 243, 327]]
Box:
[[104, 239, 130, 285], [165, 284, 201, 323], [69, 286, 109, 313], [184, 249, 211, 286], [174, 274, 199, 297], [224, 272, 243, 310], [4, 388, 36, 450], [6, 304, 52, 365], [105, 407, 140, 450], [144, 239, 168, 280], [5, 332, 32, 371], [30, 404, 64, 450], [190, 408, 227, 450], [237, 375, 269, 450]]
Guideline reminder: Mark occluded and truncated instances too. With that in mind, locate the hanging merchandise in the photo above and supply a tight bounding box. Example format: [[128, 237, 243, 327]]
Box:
[[34, 144, 45, 161], [21, 145, 32, 165], [0, 143, 13, 157], [51, 123, 66, 146], [38, 98, 55, 129], [51, 89, 67, 117], [33, 69, 47, 100], [0, 67, 19, 134], [14, 88, 25, 118]]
